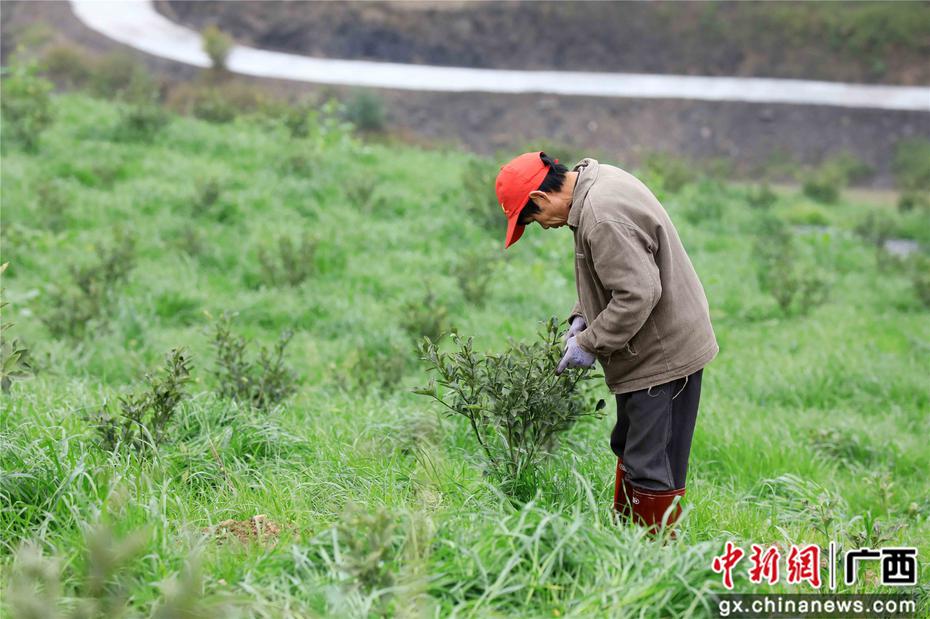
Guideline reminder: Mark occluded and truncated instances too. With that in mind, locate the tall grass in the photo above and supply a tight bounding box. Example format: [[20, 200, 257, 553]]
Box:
[[1, 94, 928, 617]]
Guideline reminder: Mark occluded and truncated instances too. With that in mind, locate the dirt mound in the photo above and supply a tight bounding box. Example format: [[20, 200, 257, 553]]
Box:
[[204, 515, 284, 545]]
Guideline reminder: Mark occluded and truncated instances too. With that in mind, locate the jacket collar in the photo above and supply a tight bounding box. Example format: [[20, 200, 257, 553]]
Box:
[[568, 158, 599, 229]]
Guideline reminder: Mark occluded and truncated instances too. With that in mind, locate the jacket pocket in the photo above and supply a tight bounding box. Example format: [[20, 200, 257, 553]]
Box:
[[614, 341, 638, 360]]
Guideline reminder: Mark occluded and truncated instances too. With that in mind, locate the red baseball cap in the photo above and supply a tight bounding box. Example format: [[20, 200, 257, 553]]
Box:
[[495, 151, 554, 249]]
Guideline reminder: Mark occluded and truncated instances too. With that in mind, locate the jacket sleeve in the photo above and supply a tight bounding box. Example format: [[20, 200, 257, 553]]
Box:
[[574, 220, 661, 356], [568, 300, 583, 324]]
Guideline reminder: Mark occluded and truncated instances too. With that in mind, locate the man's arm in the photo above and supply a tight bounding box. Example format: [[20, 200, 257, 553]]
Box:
[[574, 220, 661, 356]]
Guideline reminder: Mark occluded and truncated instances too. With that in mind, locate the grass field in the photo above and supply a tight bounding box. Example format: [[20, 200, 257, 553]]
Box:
[[1, 94, 929, 617]]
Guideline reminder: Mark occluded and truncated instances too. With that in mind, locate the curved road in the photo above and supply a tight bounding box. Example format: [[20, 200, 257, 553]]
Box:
[[71, 0, 930, 112]]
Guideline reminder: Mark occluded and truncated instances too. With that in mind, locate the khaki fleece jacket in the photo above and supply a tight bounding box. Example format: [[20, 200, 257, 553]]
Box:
[[567, 159, 718, 394]]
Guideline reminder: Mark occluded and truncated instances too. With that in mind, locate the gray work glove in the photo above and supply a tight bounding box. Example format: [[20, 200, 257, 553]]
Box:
[[556, 336, 597, 375], [563, 315, 587, 344]]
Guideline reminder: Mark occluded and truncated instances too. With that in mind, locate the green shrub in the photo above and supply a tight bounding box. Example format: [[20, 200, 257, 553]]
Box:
[[306, 99, 356, 149], [202, 25, 234, 72], [192, 89, 237, 123], [345, 176, 381, 212], [114, 99, 169, 143], [35, 179, 70, 231], [53, 158, 127, 189], [40, 44, 94, 89], [890, 208, 930, 247], [402, 288, 452, 342], [747, 183, 778, 209], [327, 502, 401, 614], [896, 191, 930, 213], [461, 158, 505, 235], [802, 153, 872, 204], [752, 216, 831, 315], [681, 180, 725, 224], [802, 167, 843, 204], [282, 100, 314, 138], [41, 230, 136, 338], [702, 156, 736, 180], [210, 313, 298, 411], [344, 90, 386, 133], [852, 209, 908, 270], [0, 324, 31, 394], [86, 348, 192, 453], [853, 210, 898, 248], [338, 338, 412, 393], [1, 59, 54, 151], [642, 152, 697, 195], [1, 263, 33, 393], [256, 232, 317, 287], [907, 253, 930, 310], [781, 202, 831, 227], [89, 52, 150, 99], [416, 319, 604, 499], [828, 152, 873, 184], [166, 78, 276, 123], [893, 139, 930, 210], [191, 177, 234, 221], [173, 227, 205, 258], [196, 176, 221, 209], [190, 176, 236, 222], [452, 248, 500, 307], [282, 151, 317, 177]]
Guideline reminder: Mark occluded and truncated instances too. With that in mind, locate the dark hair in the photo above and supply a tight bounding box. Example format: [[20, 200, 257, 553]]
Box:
[[517, 153, 569, 226]]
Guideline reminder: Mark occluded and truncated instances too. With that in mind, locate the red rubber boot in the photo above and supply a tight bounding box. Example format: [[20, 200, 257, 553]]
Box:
[[613, 458, 632, 517], [629, 484, 686, 537]]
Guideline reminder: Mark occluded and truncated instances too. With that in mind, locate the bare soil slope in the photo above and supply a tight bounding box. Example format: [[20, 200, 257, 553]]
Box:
[[159, 0, 930, 85]]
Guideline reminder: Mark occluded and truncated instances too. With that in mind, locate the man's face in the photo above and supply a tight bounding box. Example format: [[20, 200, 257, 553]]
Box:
[[523, 190, 572, 229]]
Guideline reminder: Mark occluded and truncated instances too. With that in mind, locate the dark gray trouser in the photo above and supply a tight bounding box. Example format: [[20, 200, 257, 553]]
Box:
[[611, 369, 703, 492]]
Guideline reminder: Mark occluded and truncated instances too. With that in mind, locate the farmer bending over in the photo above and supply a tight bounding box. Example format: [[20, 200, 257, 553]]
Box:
[[495, 152, 718, 533]]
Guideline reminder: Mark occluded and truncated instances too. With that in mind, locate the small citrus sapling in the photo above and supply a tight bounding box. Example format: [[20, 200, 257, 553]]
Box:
[[87, 348, 193, 453], [416, 318, 604, 499], [1, 263, 33, 393], [210, 312, 298, 411]]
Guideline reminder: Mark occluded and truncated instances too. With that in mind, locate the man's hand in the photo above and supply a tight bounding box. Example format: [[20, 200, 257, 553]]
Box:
[[563, 315, 587, 344], [556, 336, 596, 375]]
